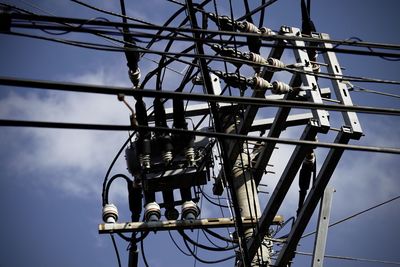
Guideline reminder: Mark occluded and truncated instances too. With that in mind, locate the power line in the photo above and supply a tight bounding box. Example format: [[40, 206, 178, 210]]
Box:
[[295, 251, 400, 266], [302, 195, 400, 238], [7, 11, 400, 54], [1, 76, 400, 115], [1, 119, 400, 155], [5, 24, 400, 85]]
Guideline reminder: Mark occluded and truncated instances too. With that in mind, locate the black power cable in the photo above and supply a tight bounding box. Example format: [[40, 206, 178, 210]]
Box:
[[179, 230, 238, 251], [2, 119, 400, 154], [181, 235, 237, 264], [1, 77, 400, 115], [110, 234, 122, 267]]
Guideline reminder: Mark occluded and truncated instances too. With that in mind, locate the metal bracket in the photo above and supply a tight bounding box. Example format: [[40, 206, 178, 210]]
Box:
[[99, 216, 284, 234]]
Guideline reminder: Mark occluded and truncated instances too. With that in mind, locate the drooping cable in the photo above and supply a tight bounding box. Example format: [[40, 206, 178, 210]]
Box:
[[169, 231, 192, 257], [302, 195, 400, 238], [181, 234, 237, 264], [295, 251, 400, 265], [140, 233, 150, 267], [110, 234, 122, 267], [2, 119, 400, 154], [179, 230, 238, 251]]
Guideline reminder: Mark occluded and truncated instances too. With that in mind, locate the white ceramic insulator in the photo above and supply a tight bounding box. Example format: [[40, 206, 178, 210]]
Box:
[[162, 151, 173, 164], [184, 147, 195, 164], [102, 204, 119, 223], [267, 57, 285, 71], [139, 154, 151, 169], [181, 200, 200, 220], [249, 52, 267, 65], [144, 202, 161, 222], [272, 81, 292, 94], [260, 27, 274, 36], [240, 21, 261, 33], [252, 76, 271, 91]]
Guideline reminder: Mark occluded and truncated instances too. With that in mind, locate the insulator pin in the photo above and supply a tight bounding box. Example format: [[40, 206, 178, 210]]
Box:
[[272, 81, 292, 94]]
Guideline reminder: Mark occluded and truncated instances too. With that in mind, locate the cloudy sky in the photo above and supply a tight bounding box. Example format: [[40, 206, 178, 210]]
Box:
[[0, 0, 399, 267]]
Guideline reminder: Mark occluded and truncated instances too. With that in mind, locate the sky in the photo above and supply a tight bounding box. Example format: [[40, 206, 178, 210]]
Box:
[[0, 1, 399, 267]]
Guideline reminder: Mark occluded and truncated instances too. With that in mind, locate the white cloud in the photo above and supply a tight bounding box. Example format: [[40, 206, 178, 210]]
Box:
[[0, 68, 133, 198]]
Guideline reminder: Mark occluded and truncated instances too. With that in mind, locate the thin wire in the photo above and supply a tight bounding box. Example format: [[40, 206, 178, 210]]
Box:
[[140, 233, 150, 267], [302, 195, 400, 238], [295, 251, 400, 265], [3, 76, 400, 116], [70, 0, 154, 26], [168, 231, 192, 256], [179, 230, 238, 251], [8, 11, 400, 51], [181, 234, 237, 264], [110, 234, 122, 267], [6, 26, 400, 86], [2, 119, 400, 154], [349, 84, 400, 99]]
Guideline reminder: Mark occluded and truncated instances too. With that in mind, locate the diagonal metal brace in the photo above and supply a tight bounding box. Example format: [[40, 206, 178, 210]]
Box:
[[274, 128, 352, 266]]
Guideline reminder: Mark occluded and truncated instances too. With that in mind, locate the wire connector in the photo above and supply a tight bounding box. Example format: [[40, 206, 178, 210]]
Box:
[[212, 71, 249, 91], [207, 13, 235, 31]]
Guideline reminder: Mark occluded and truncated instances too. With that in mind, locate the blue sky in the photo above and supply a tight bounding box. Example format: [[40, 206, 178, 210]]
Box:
[[0, 1, 399, 267]]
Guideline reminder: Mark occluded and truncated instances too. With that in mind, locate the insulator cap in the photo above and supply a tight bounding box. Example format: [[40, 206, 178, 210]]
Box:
[[144, 202, 161, 222], [272, 81, 292, 94], [102, 204, 119, 223], [181, 201, 200, 220], [267, 58, 285, 71]]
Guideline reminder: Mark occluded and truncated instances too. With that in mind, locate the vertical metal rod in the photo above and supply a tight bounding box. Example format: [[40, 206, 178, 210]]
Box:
[[184, 1, 251, 265], [312, 185, 335, 267]]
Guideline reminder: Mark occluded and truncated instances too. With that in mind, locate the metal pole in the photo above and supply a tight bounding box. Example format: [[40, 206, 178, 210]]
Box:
[[312, 186, 335, 267]]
